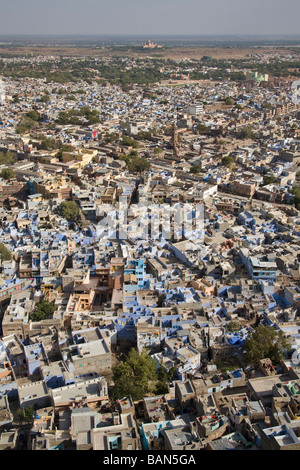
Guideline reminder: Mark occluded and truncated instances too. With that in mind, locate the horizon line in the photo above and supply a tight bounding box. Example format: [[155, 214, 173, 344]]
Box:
[[0, 33, 300, 38]]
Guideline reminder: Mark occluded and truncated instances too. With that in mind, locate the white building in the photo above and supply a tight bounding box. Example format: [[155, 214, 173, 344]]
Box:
[[187, 102, 204, 115]]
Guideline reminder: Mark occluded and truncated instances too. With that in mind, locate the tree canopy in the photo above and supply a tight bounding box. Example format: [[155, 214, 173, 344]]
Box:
[[55, 107, 100, 126], [25, 110, 40, 121], [237, 126, 257, 140], [290, 186, 300, 210], [16, 116, 38, 135], [39, 94, 51, 103], [226, 320, 242, 333], [59, 200, 80, 221], [224, 96, 235, 106], [17, 405, 35, 423], [0, 243, 12, 261], [0, 168, 16, 180], [119, 154, 150, 173], [0, 151, 18, 166], [31, 300, 56, 322], [263, 174, 276, 186], [221, 155, 235, 169], [244, 324, 291, 367], [197, 124, 210, 135], [40, 138, 61, 150], [190, 163, 202, 174], [111, 348, 157, 401], [121, 135, 141, 148]]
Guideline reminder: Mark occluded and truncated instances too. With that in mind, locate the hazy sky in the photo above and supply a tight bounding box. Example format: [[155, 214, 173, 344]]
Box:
[[0, 0, 299, 36]]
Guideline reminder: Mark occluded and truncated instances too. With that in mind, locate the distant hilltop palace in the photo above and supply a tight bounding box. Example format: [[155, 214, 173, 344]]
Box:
[[142, 40, 162, 49]]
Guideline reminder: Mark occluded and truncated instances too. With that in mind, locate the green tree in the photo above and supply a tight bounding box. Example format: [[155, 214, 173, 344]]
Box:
[[222, 155, 235, 169], [263, 174, 276, 186], [135, 130, 152, 141], [17, 405, 35, 423], [16, 117, 37, 135], [79, 106, 91, 116], [25, 110, 40, 121], [0, 168, 15, 180], [66, 95, 76, 101], [121, 135, 140, 149], [111, 348, 157, 401], [120, 153, 150, 173], [59, 200, 80, 221], [56, 144, 75, 161], [79, 107, 100, 125], [261, 102, 272, 110], [40, 138, 60, 150], [0, 243, 12, 261], [197, 124, 210, 135], [245, 325, 291, 367], [224, 96, 235, 106], [154, 365, 171, 395], [31, 300, 56, 322], [103, 132, 119, 144], [60, 144, 74, 153], [190, 163, 202, 174], [167, 366, 177, 380], [290, 186, 300, 210], [56, 111, 69, 125], [237, 126, 257, 140], [227, 320, 241, 333], [0, 151, 17, 165], [87, 114, 100, 125], [153, 147, 163, 155], [127, 156, 150, 173], [16, 124, 30, 135], [39, 94, 50, 103]]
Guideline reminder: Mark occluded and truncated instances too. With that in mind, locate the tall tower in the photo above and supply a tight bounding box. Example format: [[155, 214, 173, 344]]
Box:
[[0, 79, 5, 106], [170, 121, 180, 158]]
